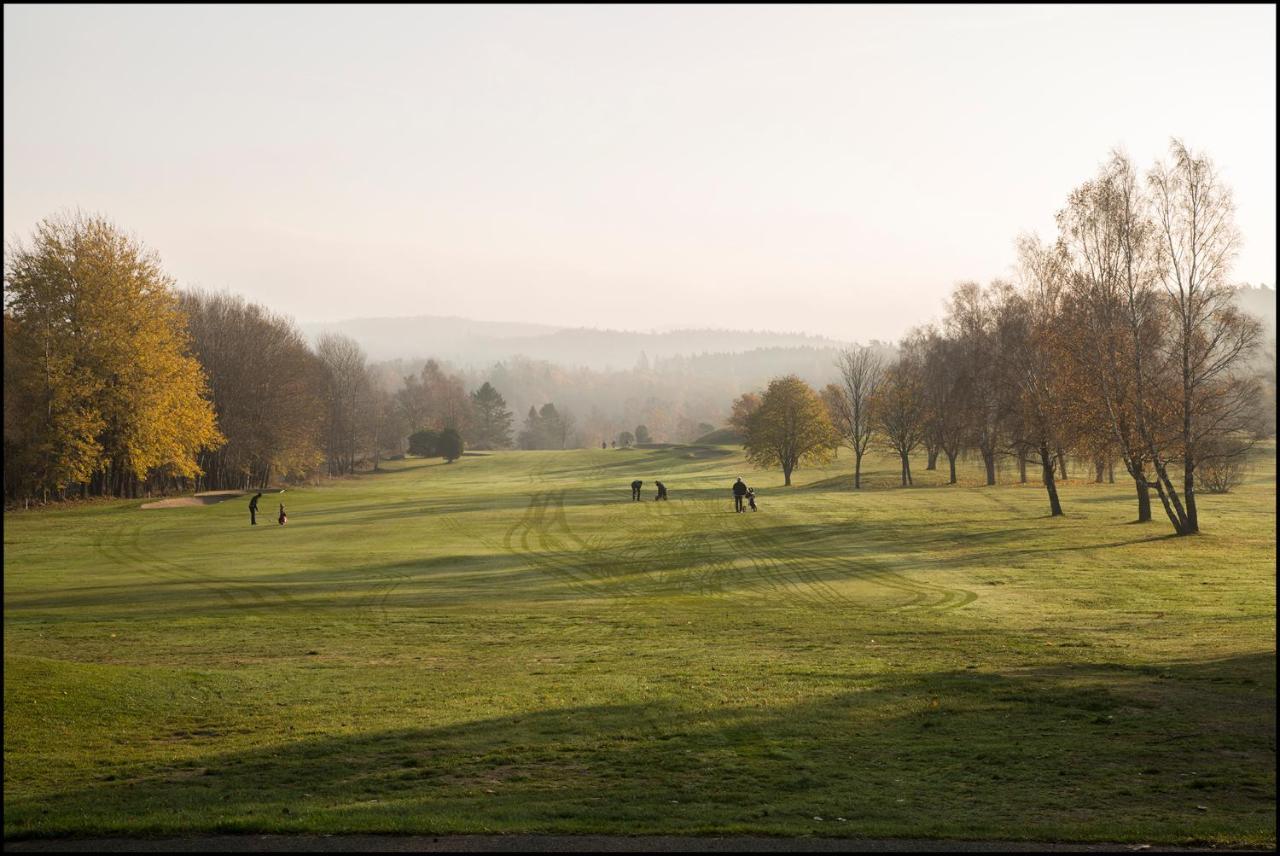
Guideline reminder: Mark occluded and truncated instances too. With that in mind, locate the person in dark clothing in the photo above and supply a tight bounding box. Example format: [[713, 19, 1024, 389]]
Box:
[[278, 503, 288, 526], [732, 477, 748, 512], [746, 488, 758, 512], [654, 481, 668, 501], [602, 442, 607, 449], [249, 492, 263, 525], [630, 479, 643, 501]]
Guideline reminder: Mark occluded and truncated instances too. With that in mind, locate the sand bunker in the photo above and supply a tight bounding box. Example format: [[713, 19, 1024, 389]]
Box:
[[141, 490, 246, 509]]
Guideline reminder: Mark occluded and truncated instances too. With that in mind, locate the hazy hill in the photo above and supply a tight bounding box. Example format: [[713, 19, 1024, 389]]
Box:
[[304, 285, 1272, 369], [301, 315, 855, 368], [299, 316, 563, 363]]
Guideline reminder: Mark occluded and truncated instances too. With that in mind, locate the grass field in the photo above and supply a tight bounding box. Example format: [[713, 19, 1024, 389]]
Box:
[[3, 444, 1275, 845]]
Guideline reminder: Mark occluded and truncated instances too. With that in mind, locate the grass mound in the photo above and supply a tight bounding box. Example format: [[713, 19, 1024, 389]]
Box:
[[693, 427, 744, 445]]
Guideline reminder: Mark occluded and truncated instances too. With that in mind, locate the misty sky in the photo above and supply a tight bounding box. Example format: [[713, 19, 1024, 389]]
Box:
[[4, 5, 1276, 342]]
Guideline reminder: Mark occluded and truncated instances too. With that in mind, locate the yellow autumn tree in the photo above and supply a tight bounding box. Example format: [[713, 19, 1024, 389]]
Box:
[[3, 211, 223, 499], [3, 313, 106, 500], [743, 375, 840, 486]]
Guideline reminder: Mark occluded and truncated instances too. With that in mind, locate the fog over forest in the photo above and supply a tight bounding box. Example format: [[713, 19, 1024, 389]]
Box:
[[299, 315, 892, 446], [304, 285, 1275, 447]]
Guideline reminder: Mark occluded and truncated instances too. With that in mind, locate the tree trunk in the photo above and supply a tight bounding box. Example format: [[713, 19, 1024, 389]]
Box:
[[1181, 322, 1198, 535], [1094, 460, 1105, 483], [947, 451, 957, 485], [926, 445, 938, 470], [1107, 461, 1115, 484], [982, 449, 996, 486], [1183, 454, 1198, 535], [1018, 455, 1027, 484], [900, 452, 912, 487], [1135, 477, 1151, 523], [1150, 459, 1190, 535], [783, 463, 793, 487], [854, 451, 863, 490], [1040, 443, 1063, 516], [1057, 448, 1068, 479]]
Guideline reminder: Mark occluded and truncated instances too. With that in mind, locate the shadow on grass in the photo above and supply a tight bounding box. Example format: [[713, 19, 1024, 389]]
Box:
[[4, 654, 1274, 840]]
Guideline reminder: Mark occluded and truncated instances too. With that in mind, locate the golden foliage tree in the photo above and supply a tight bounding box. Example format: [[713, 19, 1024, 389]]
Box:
[[4, 212, 223, 499], [743, 375, 839, 486]]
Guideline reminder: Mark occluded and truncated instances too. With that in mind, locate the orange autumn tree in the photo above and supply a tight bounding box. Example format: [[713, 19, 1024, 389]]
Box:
[[743, 375, 840, 486]]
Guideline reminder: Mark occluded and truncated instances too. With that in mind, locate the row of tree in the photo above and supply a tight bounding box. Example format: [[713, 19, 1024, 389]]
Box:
[[176, 294, 528, 485], [4, 140, 1267, 521], [736, 141, 1267, 536], [2, 215, 548, 501], [369, 343, 877, 450]]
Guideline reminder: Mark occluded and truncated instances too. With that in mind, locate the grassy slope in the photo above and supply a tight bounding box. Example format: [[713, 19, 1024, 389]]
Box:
[[3, 444, 1275, 844]]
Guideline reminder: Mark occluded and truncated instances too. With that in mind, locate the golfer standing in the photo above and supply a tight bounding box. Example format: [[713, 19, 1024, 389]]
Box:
[[732, 477, 748, 513], [249, 492, 262, 525]]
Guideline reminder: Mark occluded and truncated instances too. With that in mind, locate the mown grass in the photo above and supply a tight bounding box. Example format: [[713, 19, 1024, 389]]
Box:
[[3, 443, 1275, 845]]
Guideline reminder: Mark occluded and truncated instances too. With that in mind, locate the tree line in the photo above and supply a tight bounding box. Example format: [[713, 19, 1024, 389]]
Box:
[[736, 141, 1269, 536], [366, 345, 868, 452], [2, 213, 560, 503], [5, 140, 1269, 525]]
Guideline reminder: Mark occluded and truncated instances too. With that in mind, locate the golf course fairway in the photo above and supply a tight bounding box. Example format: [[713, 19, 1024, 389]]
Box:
[[4, 444, 1275, 846]]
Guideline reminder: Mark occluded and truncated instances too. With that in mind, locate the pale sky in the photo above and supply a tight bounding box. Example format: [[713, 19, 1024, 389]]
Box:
[[4, 5, 1276, 341]]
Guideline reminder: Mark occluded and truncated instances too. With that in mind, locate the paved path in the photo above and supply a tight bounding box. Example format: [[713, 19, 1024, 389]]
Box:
[[2, 835, 1258, 852]]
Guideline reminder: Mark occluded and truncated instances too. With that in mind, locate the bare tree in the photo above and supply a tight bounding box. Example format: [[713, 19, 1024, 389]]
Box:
[[945, 282, 1003, 485], [316, 332, 372, 476], [1197, 435, 1252, 494], [1001, 240, 1073, 516], [364, 379, 407, 470], [870, 355, 927, 487], [833, 346, 883, 488], [1061, 152, 1169, 523], [919, 330, 969, 485], [180, 290, 326, 490], [1147, 139, 1263, 534], [1062, 145, 1261, 534]]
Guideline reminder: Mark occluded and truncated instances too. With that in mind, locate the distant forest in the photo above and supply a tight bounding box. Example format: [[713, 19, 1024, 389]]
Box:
[[365, 344, 898, 450], [300, 315, 854, 367], [359, 285, 1273, 450]]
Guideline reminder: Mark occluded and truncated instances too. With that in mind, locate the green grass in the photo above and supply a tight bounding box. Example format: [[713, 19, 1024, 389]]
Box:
[[3, 444, 1275, 845]]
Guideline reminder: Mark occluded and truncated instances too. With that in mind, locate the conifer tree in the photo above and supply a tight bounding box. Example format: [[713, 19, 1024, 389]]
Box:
[[469, 382, 514, 449]]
